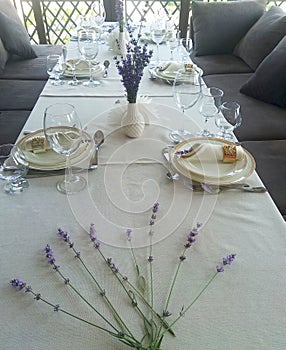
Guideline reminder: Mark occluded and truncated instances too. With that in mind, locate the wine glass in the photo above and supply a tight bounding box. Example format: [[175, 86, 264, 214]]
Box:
[[90, 0, 106, 44], [78, 29, 100, 87], [169, 68, 202, 143], [179, 38, 193, 63], [197, 87, 224, 137], [43, 103, 87, 194], [215, 101, 242, 140], [151, 19, 167, 65], [0, 144, 29, 194], [167, 29, 180, 61], [46, 54, 65, 85], [64, 46, 82, 86]]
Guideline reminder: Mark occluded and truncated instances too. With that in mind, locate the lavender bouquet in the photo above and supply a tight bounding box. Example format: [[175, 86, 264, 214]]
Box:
[[114, 28, 153, 103], [10, 203, 236, 349]]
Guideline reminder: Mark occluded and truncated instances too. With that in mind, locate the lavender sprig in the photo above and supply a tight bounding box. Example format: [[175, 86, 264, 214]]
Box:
[[115, 0, 124, 32]]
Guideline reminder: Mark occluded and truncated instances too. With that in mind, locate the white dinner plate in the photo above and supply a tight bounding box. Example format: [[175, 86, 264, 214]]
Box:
[[153, 63, 203, 83], [64, 61, 103, 78], [17, 129, 93, 171], [170, 138, 256, 185]]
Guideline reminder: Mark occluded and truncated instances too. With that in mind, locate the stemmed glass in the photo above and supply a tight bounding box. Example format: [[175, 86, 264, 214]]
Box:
[[167, 30, 180, 61], [78, 29, 99, 87], [151, 19, 167, 65], [46, 54, 65, 85], [197, 87, 224, 137], [0, 144, 29, 194], [169, 68, 202, 143], [215, 101, 242, 140], [43, 103, 87, 194], [64, 46, 82, 86], [179, 38, 193, 63], [90, 0, 106, 44]]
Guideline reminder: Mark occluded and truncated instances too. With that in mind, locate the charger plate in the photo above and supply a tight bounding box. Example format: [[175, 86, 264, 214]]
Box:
[[170, 137, 256, 185], [17, 129, 93, 171]]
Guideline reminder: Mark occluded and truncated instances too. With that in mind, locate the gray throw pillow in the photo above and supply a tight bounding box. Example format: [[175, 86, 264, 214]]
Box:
[[0, 37, 9, 73], [240, 36, 286, 108], [0, 10, 37, 58], [191, 0, 265, 56], [234, 6, 286, 70]]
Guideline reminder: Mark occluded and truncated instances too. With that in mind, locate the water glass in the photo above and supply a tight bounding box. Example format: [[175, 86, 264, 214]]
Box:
[[197, 87, 224, 137], [78, 29, 100, 87], [216, 101, 242, 140], [46, 54, 65, 85], [151, 19, 167, 65], [179, 38, 193, 63], [0, 144, 29, 194], [43, 103, 87, 194], [169, 68, 202, 142]]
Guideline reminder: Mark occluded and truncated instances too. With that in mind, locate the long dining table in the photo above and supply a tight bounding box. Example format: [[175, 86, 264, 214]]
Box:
[[1, 33, 286, 350]]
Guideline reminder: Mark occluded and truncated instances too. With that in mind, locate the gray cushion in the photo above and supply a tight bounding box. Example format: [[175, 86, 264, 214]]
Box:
[[0, 10, 37, 58], [240, 36, 286, 108], [234, 6, 286, 70], [191, 0, 265, 56], [0, 37, 9, 73]]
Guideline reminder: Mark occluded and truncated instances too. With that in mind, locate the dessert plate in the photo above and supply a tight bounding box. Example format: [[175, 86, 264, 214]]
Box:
[[170, 138, 256, 185], [17, 129, 93, 171]]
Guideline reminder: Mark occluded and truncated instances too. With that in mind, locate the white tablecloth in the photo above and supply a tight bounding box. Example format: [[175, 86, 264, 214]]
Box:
[[1, 35, 286, 350]]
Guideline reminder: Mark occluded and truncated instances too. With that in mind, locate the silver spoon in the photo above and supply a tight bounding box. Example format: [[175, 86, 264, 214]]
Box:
[[103, 60, 110, 78], [89, 130, 104, 169]]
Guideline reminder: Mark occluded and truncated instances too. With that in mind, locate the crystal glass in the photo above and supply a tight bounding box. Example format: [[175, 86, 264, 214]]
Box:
[[78, 29, 99, 87], [169, 68, 202, 143], [43, 103, 87, 194], [167, 29, 180, 61], [151, 19, 167, 65], [215, 101, 242, 140], [46, 54, 65, 85], [0, 144, 29, 194], [64, 46, 82, 86], [197, 87, 224, 137], [179, 38, 193, 63], [90, 0, 106, 44]]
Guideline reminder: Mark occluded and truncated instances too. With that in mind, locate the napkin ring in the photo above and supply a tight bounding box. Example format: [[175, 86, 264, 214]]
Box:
[[184, 63, 194, 73], [223, 145, 236, 163]]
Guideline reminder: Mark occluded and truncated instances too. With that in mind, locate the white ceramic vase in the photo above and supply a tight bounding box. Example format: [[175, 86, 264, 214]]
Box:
[[121, 103, 145, 138]]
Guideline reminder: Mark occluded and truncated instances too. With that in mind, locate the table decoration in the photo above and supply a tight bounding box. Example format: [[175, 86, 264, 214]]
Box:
[[107, 0, 129, 56], [114, 25, 153, 138], [10, 203, 236, 349]]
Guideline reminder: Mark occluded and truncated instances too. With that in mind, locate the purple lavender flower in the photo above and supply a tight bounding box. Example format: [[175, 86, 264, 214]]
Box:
[[94, 241, 101, 249], [89, 224, 97, 241], [216, 265, 225, 273], [10, 278, 26, 290], [54, 304, 60, 312], [126, 228, 132, 241], [115, 0, 124, 32], [152, 202, 159, 213], [58, 228, 71, 243], [223, 254, 236, 265]]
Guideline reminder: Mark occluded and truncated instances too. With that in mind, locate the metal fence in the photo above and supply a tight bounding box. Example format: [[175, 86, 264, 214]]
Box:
[[12, 0, 286, 45]]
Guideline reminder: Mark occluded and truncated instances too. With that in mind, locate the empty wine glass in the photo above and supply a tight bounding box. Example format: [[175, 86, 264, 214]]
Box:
[[151, 19, 167, 65], [215, 101, 242, 140], [169, 68, 202, 143], [43, 103, 87, 194], [90, 0, 106, 44], [197, 87, 224, 137], [0, 144, 29, 194], [46, 54, 65, 85], [64, 46, 82, 86], [167, 29, 180, 61], [179, 38, 193, 63], [78, 29, 100, 87]]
